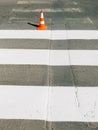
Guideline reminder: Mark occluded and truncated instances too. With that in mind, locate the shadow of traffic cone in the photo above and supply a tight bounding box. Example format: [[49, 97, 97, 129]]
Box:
[[37, 10, 47, 30]]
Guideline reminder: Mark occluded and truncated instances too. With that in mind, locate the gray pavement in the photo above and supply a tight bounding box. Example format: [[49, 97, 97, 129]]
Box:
[[1, 65, 98, 86], [0, 120, 98, 130], [0, 0, 98, 130], [0, 0, 17, 25], [0, 0, 98, 29], [1, 39, 98, 50]]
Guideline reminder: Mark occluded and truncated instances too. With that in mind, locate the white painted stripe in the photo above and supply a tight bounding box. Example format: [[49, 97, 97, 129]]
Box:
[[0, 86, 98, 122], [17, 0, 51, 4], [0, 86, 48, 120], [0, 49, 69, 65], [0, 30, 98, 40], [70, 50, 98, 66], [48, 87, 98, 122], [0, 49, 50, 65], [0, 30, 51, 39], [12, 8, 82, 13], [0, 49, 98, 66]]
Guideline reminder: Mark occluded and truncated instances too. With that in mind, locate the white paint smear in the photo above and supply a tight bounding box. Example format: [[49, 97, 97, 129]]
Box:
[[0, 30, 98, 40], [17, 0, 51, 4], [73, 1, 78, 5], [87, 17, 94, 24], [0, 49, 98, 66], [0, 86, 98, 122], [9, 17, 32, 23], [12, 8, 82, 12]]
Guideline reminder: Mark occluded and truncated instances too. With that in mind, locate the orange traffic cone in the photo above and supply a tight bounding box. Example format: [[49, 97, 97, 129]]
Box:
[[37, 10, 47, 30]]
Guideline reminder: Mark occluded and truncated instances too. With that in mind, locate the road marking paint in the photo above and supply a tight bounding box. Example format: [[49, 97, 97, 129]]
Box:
[[0, 49, 98, 66], [0, 30, 98, 40], [48, 87, 98, 122], [0, 86, 98, 122], [0, 30, 51, 39], [12, 8, 82, 13], [9, 17, 32, 23], [0, 86, 48, 120], [87, 17, 94, 24], [66, 30, 98, 40], [0, 49, 50, 65], [9, 17, 29, 20], [69, 50, 98, 66], [17, 0, 51, 4], [73, 1, 78, 5]]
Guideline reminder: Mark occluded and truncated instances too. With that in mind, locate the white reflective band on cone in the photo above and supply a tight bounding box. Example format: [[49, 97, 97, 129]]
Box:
[[40, 21, 45, 24], [41, 13, 44, 18]]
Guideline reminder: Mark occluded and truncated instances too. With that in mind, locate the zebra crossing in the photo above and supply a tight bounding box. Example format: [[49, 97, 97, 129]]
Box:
[[0, 0, 98, 129]]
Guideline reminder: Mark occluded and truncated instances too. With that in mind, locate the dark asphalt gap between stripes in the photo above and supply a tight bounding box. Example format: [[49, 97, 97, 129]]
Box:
[[0, 40, 98, 50], [0, 119, 98, 130], [0, 39, 98, 51], [0, 65, 98, 86]]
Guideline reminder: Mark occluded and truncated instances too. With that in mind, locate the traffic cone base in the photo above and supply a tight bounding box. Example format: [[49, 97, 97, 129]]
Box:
[[37, 25, 47, 30]]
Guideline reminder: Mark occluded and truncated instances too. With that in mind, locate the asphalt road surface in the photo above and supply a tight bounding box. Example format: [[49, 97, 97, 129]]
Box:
[[0, 0, 98, 130]]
